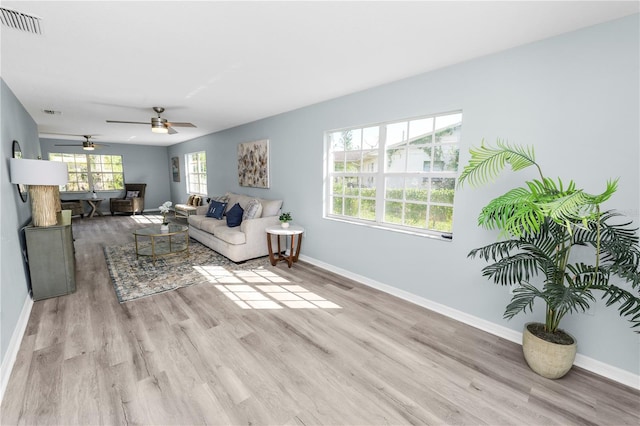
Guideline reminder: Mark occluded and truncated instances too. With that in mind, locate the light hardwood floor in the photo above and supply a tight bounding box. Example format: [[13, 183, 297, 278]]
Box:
[[2, 215, 639, 425]]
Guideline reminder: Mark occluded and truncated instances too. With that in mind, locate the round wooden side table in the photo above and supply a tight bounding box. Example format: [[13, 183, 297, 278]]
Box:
[[265, 224, 304, 268]]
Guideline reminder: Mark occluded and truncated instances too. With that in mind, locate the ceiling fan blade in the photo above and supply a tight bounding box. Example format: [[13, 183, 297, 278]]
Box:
[[167, 126, 178, 135], [54, 144, 102, 150], [166, 122, 196, 128], [106, 120, 149, 125], [44, 132, 99, 137], [55, 144, 83, 146]]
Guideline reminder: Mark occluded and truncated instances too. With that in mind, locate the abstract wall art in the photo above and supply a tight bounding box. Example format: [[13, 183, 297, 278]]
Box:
[[238, 139, 269, 188]]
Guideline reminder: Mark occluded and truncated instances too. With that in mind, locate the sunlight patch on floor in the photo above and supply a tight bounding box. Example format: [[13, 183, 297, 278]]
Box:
[[131, 214, 163, 224], [194, 266, 284, 284], [194, 265, 244, 283], [199, 267, 342, 310], [208, 276, 341, 309]]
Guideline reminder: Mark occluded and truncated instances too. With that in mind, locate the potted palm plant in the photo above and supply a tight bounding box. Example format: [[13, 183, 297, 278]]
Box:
[[458, 141, 640, 379]]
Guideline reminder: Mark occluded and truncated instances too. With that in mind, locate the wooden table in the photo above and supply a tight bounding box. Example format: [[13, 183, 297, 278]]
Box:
[[133, 224, 189, 266], [266, 225, 304, 268], [85, 198, 105, 218]]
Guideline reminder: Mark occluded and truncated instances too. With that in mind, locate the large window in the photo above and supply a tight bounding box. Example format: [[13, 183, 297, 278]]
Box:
[[49, 153, 124, 192], [326, 111, 461, 237], [185, 151, 207, 195]]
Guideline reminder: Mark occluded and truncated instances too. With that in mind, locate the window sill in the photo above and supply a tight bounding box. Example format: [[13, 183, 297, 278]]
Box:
[[323, 215, 453, 241]]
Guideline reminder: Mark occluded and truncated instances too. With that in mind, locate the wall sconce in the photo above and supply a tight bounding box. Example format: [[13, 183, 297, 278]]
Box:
[[9, 158, 68, 227]]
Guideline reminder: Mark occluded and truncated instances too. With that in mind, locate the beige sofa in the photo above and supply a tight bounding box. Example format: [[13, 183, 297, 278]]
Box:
[[188, 192, 283, 262]]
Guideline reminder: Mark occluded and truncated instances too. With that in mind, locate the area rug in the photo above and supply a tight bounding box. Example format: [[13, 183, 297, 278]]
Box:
[[103, 239, 269, 303]]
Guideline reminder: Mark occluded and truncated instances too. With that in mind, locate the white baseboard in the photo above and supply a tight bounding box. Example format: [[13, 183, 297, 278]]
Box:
[[0, 295, 33, 403], [299, 254, 640, 390]]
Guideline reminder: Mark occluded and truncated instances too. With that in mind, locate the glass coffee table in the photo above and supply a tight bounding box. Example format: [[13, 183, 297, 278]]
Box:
[[133, 224, 189, 265]]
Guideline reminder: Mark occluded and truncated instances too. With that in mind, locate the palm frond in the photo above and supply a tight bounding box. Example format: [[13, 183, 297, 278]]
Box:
[[571, 211, 640, 287], [469, 219, 566, 287], [603, 263, 640, 288], [588, 284, 640, 329], [565, 263, 608, 288], [504, 284, 544, 319], [477, 187, 546, 236], [458, 140, 538, 188], [538, 180, 618, 225], [467, 240, 523, 262], [544, 282, 594, 316], [481, 253, 545, 286]]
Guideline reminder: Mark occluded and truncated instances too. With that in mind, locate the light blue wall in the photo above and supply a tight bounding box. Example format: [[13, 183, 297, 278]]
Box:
[[39, 139, 171, 214], [168, 15, 640, 374], [0, 79, 40, 364]]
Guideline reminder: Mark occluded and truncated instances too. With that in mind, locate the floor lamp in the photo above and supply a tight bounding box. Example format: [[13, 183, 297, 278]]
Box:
[[9, 158, 69, 227]]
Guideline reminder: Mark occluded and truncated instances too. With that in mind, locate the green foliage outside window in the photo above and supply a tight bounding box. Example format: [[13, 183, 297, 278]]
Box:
[[89, 155, 124, 190], [49, 153, 124, 192], [332, 184, 455, 232]]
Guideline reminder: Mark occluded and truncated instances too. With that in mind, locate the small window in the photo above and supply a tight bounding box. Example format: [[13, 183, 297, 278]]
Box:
[[325, 111, 462, 237], [185, 151, 207, 195]]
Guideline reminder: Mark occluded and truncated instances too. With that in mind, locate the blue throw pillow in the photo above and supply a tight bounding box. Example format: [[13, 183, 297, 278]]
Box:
[[226, 203, 244, 227], [206, 200, 227, 219]]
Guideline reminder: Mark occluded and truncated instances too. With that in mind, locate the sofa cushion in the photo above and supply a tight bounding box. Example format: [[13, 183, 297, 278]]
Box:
[[213, 225, 246, 245], [220, 192, 281, 217], [224, 193, 240, 213], [211, 194, 229, 203], [260, 198, 283, 217], [189, 214, 227, 231], [199, 217, 229, 234], [226, 203, 244, 228], [190, 214, 219, 230], [224, 192, 259, 212], [243, 198, 262, 220], [206, 200, 227, 219], [126, 190, 139, 199]]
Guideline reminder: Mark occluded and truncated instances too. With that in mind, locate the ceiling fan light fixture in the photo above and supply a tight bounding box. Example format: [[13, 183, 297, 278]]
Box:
[[83, 145, 95, 151], [151, 117, 168, 134]]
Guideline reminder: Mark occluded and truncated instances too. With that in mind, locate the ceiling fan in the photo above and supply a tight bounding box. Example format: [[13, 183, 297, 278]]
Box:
[[106, 106, 196, 134], [54, 135, 107, 151]]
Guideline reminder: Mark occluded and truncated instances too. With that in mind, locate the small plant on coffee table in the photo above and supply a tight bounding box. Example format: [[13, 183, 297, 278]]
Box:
[[159, 201, 172, 225]]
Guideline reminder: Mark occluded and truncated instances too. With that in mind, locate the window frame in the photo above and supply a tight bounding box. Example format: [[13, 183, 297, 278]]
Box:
[[324, 111, 462, 239], [48, 153, 124, 192], [185, 151, 208, 196]]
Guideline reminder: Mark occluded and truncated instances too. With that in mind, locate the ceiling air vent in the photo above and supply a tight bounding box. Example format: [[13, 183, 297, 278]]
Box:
[[0, 7, 42, 35]]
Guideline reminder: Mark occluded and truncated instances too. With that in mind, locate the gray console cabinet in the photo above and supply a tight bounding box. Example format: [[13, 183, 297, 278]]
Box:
[[24, 223, 76, 301]]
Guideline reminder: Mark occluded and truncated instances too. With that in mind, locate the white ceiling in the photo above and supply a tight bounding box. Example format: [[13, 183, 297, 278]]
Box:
[[1, 1, 638, 147]]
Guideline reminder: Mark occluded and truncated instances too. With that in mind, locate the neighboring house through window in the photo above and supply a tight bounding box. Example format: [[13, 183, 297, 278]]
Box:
[[49, 153, 124, 192], [325, 111, 462, 237], [185, 151, 207, 195]]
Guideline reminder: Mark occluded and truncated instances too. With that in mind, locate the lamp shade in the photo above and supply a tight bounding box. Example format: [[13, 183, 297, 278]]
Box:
[[9, 158, 68, 185]]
